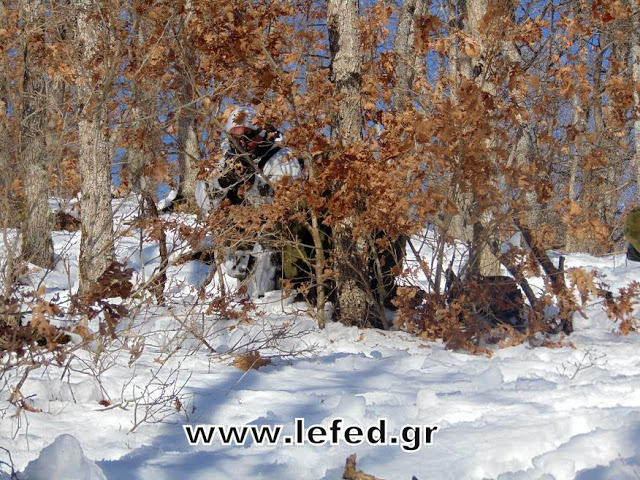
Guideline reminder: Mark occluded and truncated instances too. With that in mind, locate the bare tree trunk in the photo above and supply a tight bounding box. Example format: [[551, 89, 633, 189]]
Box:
[[591, 35, 617, 240], [565, 23, 588, 252], [21, 70, 54, 269], [328, 0, 374, 327], [465, 0, 488, 45], [77, 0, 114, 294], [46, 79, 67, 199], [633, 0, 640, 200], [124, 132, 147, 194], [328, 0, 362, 145], [78, 111, 114, 293], [601, 26, 630, 240], [393, 0, 425, 111], [0, 0, 11, 199], [175, 1, 199, 205], [123, 13, 157, 198], [0, 118, 9, 196], [0, 57, 12, 208], [177, 109, 199, 202], [0, 2, 16, 242], [379, 0, 426, 302], [445, 0, 472, 271], [500, 3, 540, 229], [469, 0, 500, 277], [449, 0, 500, 277], [126, 100, 154, 196], [21, 0, 54, 269]]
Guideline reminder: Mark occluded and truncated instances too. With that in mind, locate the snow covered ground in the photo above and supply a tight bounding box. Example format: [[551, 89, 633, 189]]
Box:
[[1, 196, 640, 480]]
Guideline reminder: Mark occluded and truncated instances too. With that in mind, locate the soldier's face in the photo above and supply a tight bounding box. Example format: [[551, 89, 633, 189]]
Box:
[[229, 126, 263, 151]]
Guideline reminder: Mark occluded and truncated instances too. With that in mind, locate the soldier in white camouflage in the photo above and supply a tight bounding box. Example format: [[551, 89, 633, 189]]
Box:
[[196, 107, 308, 297]]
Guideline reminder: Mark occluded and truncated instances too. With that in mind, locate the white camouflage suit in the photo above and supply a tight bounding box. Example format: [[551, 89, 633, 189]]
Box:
[[195, 107, 303, 296]]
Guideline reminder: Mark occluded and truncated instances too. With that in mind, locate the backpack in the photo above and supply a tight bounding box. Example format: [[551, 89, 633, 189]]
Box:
[[624, 207, 640, 262]]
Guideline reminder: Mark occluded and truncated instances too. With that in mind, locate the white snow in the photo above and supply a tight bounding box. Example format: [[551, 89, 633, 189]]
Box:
[[22, 434, 106, 480], [1, 196, 640, 480]]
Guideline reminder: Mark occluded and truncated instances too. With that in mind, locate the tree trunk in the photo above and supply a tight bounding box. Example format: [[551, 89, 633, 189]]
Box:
[[328, 0, 362, 145], [393, 0, 425, 111], [0, 114, 9, 197], [385, 0, 425, 300], [0, 0, 11, 199], [591, 35, 616, 245], [175, 1, 199, 205], [126, 101, 154, 197], [124, 136, 146, 194], [449, 0, 500, 277], [123, 14, 156, 198], [21, 0, 54, 269], [0, 54, 13, 220], [78, 112, 114, 293], [565, 22, 588, 252], [633, 0, 640, 201], [469, 0, 500, 277], [77, 0, 114, 295], [21, 69, 54, 269], [328, 0, 373, 326], [177, 109, 199, 202]]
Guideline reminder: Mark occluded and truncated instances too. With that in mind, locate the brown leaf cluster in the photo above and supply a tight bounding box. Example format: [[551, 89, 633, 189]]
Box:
[[71, 262, 134, 337], [232, 351, 271, 371], [604, 282, 640, 335]]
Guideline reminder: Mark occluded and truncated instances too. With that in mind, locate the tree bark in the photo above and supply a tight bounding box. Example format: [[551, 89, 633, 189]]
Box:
[[328, 0, 362, 145], [449, 0, 500, 277], [591, 35, 618, 245], [77, 0, 114, 295], [0, 117, 9, 198], [126, 102, 154, 196], [384, 0, 425, 300], [21, 0, 54, 269], [21, 70, 54, 269], [0, 39, 10, 199], [0, 44, 14, 226], [123, 13, 153, 196], [177, 108, 199, 202], [175, 0, 199, 205], [328, 0, 373, 326], [393, 0, 425, 111], [565, 14, 590, 253], [633, 0, 640, 201]]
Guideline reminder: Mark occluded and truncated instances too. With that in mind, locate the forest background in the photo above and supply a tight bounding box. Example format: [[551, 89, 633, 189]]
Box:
[[1, 0, 640, 356]]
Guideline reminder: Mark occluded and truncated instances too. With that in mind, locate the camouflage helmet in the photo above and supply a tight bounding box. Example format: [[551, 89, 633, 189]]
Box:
[[225, 106, 258, 134]]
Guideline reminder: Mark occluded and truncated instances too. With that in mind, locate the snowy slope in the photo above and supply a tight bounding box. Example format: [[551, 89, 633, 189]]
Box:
[[1, 196, 640, 480]]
